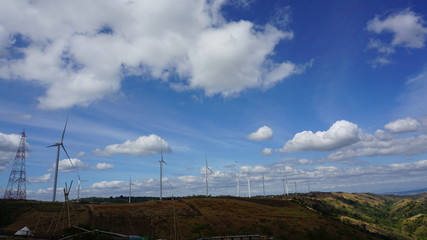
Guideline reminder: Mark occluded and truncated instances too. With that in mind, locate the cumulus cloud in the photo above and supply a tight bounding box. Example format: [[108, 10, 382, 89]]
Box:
[[366, 9, 427, 67], [0, 132, 22, 172], [95, 162, 114, 170], [262, 147, 273, 155], [0, 0, 304, 110], [279, 120, 362, 152], [29, 173, 51, 183], [384, 117, 421, 133], [247, 126, 273, 141], [94, 134, 170, 156], [56, 158, 87, 172]]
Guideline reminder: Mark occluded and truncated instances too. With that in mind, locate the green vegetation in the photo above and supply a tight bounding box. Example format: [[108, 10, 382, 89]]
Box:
[[296, 192, 427, 240]]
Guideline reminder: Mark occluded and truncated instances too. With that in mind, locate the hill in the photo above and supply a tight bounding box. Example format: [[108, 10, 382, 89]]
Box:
[[294, 192, 427, 240], [0, 193, 425, 239]]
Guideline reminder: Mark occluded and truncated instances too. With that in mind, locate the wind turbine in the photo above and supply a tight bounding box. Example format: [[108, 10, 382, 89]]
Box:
[[262, 173, 266, 197], [307, 180, 311, 193], [247, 175, 251, 198], [283, 178, 289, 196], [294, 182, 297, 194], [282, 179, 286, 196], [235, 161, 240, 197], [48, 117, 72, 202], [205, 155, 213, 197], [77, 177, 87, 203], [159, 146, 167, 201], [129, 176, 135, 204]]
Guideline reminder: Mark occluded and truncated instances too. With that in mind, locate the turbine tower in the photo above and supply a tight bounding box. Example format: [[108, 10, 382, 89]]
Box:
[[283, 178, 289, 196], [4, 130, 27, 199], [129, 176, 135, 204], [77, 177, 87, 203], [262, 173, 266, 197], [294, 182, 297, 194], [159, 147, 167, 201], [48, 117, 72, 202], [205, 155, 213, 197], [235, 161, 240, 197], [282, 179, 286, 196], [247, 176, 251, 198]]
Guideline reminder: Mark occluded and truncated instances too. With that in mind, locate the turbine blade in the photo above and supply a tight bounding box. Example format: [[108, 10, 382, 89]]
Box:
[[61, 117, 69, 143], [62, 144, 81, 180], [69, 180, 73, 190], [62, 144, 72, 161], [47, 143, 58, 148], [208, 167, 214, 174]]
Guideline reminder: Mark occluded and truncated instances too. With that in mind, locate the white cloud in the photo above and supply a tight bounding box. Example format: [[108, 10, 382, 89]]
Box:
[[0, 0, 304, 110], [396, 69, 427, 118], [367, 9, 427, 48], [0, 132, 22, 172], [367, 38, 395, 54], [384, 117, 421, 133], [95, 162, 114, 170], [181, 21, 297, 97], [94, 134, 170, 156], [314, 166, 340, 172], [76, 151, 85, 158], [262, 147, 273, 155], [0, 25, 8, 47], [325, 134, 427, 162], [279, 120, 362, 152], [29, 173, 51, 183], [368, 56, 393, 68], [240, 165, 268, 173], [56, 158, 87, 172], [91, 180, 126, 189], [178, 175, 200, 183], [367, 9, 427, 67], [297, 159, 314, 165], [247, 126, 273, 141]]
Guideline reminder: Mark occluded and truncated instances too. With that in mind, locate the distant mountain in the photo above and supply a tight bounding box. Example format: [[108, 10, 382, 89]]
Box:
[[382, 188, 427, 195]]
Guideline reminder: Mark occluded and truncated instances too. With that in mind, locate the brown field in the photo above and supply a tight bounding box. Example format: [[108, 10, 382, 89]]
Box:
[[0, 196, 393, 239]]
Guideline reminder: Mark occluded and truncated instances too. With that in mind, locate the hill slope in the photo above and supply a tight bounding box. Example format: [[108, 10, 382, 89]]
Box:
[[295, 192, 427, 240], [0, 194, 423, 239]]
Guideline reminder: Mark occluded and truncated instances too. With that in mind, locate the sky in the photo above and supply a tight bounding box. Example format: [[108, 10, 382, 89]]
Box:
[[1, 0, 427, 201]]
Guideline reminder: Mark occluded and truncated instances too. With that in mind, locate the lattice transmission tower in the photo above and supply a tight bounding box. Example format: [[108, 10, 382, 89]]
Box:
[[4, 130, 27, 199]]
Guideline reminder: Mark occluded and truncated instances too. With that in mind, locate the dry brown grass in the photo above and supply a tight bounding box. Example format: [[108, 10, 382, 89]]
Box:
[[1, 197, 387, 240]]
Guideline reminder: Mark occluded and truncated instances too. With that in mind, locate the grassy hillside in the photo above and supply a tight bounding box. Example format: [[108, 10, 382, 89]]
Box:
[[1, 193, 425, 239], [295, 192, 427, 240]]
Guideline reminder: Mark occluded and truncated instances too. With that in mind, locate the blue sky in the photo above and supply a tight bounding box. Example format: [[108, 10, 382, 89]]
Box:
[[1, 0, 427, 201]]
